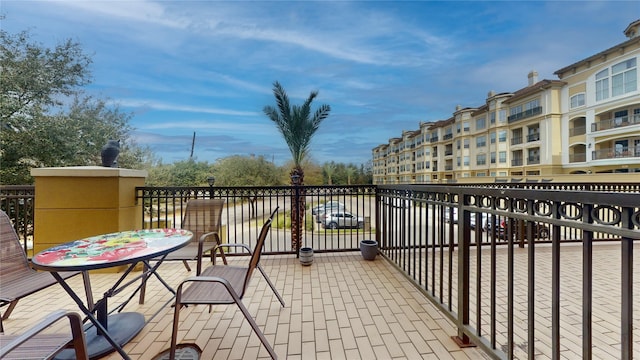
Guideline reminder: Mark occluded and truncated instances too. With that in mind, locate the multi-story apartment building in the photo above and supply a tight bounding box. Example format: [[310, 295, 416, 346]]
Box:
[[373, 19, 640, 184]]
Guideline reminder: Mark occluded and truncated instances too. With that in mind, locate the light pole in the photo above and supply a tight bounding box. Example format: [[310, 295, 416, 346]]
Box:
[[207, 176, 215, 198], [291, 174, 301, 257]]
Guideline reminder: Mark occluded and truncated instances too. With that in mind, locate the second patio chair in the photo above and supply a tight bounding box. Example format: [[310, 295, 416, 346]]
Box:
[[165, 198, 226, 275], [169, 215, 280, 360]]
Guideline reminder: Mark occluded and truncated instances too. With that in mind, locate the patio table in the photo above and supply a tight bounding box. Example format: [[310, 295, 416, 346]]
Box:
[[31, 228, 193, 360]]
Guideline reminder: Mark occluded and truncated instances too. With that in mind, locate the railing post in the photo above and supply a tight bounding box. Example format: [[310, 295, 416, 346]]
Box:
[[452, 195, 474, 348]]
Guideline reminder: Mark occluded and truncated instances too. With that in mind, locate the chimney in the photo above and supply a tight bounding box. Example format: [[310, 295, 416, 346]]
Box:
[[487, 90, 495, 97], [528, 71, 538, 86]]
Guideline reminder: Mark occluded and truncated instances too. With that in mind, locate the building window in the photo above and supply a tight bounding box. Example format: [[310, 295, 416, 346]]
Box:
[[499, 151, 507, 163], [490, 152, 496, 164], [570, 93, 585, 108], [463, 156, 469, 166], [498, 110, 507, 123], [490, 132, 496, 144], [476, 136, 486, 148], [490, 112, 496, 124], [525, 98, 540, 111], [463, 122, 470, 132], [498, 130, 507, 142], [476, 117, 486, 130], [464, 138, 470, 149], [476, 154, 486, 165], [612, 58, 637, 97], [596, 69, 609, 101]]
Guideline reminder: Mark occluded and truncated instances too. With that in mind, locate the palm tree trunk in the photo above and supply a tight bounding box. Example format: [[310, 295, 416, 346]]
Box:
[[290, 168, 305, 254]]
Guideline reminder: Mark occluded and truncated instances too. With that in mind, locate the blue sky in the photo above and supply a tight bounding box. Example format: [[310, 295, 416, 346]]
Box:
[[2, 1, 638, 166]]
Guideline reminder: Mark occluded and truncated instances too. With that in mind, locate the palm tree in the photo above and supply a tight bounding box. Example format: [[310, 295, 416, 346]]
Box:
[[263, 81, 331, 253]]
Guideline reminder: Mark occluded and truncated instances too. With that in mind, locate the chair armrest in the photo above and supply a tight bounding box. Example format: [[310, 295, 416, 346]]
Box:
[[177, 276, 242, 302], [196, 231, 221, 274], [213, 243, 252, 254], [0, 310, 86, 358]]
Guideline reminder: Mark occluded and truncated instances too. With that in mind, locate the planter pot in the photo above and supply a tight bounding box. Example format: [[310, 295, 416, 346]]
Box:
[[300, 247, 314, 266], [360, 240, 378, 260]]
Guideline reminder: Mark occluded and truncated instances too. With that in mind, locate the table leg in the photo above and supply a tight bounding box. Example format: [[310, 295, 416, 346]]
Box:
[[50, 273, 139, 360]]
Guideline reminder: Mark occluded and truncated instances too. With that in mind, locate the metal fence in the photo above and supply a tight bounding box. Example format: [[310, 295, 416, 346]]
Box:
[[0, 185, 35, 254], [3, 182, 639, 359], [376, 184, 640, 360], [134, 185, 377, 255]]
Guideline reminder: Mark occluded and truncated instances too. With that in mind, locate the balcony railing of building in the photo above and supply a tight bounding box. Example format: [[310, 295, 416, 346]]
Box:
[[507, 106, 542, 123], [511, 158, 523, 166], [526, 133, 540, 142], [3, 182, 640, 360], [527, 156, 541, 165], [430, 136, 439, 143], [592, 147, 640, 160], [511, 136, 523, 146], [444, 149, 453, 156], [569, 152, 587, 163], [443, 133, 453, 140], [569, 125, 586, 137], [444, 165, 453, 171], [591, 114, 640, 132]]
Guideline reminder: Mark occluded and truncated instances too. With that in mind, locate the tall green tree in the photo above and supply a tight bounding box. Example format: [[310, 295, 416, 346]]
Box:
[[263, 81, 330, 252], [1, 27, 150, 184], [214, 154, 283, 218]]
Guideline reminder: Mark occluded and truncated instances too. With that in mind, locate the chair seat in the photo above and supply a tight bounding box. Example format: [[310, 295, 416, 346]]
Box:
[[161, 243, 218, 261], [180, 266, 248, 304], [0, 334, 72, 360], [0, 270, 78, 301]]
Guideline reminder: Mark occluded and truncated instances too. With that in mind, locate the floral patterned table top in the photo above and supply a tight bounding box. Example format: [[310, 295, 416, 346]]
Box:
[[32, 229, 193, 269]]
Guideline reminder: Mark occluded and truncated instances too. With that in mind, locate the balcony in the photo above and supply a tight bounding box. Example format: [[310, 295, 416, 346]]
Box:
[[2, 184, 640, 360], [511, 136, 523, 146], [527, 156, 540, 165], [592, 147, 640, 160], [592, 114, 640, 132], [569, 152, 587, 162], [511, 158, 523, 166], [443, 133, 453, 140], [526, 133, 540, 142], [508, 106, 542, 123], [569, 125, 586, 137], [430, 136, 439, 143]]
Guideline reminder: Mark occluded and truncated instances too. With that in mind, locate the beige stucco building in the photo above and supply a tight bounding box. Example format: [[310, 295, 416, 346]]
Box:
[[373, 19, 640, 184]]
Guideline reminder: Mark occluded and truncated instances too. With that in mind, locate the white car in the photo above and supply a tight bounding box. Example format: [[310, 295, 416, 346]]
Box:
[[322, 211, 364, 229]]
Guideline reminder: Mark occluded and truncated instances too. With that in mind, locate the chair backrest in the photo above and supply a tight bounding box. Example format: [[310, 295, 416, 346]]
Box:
[[181, 199, 225, 243], [240, 207, 278, 295], [0, 210, 33, 282]]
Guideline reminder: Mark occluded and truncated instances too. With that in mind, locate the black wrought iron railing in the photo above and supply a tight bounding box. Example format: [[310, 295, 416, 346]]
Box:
[[0, 185, 35, 254], [376, 184, 640, 360], [134, 185, 377, 255], [3, 182, 639, 359]]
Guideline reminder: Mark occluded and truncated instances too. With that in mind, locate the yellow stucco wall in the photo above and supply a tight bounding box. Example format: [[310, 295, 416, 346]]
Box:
[[31, 166, 147, 254]]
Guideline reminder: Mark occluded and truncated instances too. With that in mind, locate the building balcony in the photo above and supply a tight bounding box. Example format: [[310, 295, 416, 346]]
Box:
[[511, 158, 524, 166], [592, 147, 640, 160], [569, 125, 586, 137], [569, 152, 587, 162], [527, 133, 540, 142], [527, 156, 540, 164], [591, 114, 640, 132], [2, 184, 639, 360], [511, 137, 523, 146], [430, 136, 439, 143], [507, 106, 542, 123], [443, 133, 453, 140]]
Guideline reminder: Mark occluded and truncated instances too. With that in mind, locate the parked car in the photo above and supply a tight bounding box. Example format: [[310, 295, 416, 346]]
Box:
[[483, 217, 550, 239], [443, 208, 486, 230], [311, 201, 345, 215], [313, 201, 346, 222], [322, 211, 364, 229]]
